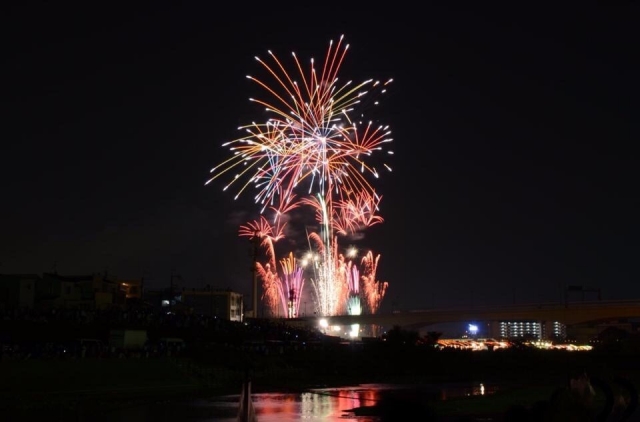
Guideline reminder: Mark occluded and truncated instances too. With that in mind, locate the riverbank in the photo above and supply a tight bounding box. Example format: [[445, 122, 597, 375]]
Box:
[[0, 358, 203, 419], [3, 347, 640, 420]]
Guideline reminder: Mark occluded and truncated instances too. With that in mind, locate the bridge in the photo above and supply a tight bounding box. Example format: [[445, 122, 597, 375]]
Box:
[[288, 300, 640, 329]]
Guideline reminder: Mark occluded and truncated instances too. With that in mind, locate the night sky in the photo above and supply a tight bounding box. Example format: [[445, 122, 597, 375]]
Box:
[[2, 4, 637, 311]]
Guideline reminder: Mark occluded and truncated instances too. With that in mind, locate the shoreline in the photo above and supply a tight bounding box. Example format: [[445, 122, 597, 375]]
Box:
[[3, 348, 640, 419]]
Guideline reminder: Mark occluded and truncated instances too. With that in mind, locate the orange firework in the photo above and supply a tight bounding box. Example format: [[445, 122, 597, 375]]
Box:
[[361, 251, 388, 315]]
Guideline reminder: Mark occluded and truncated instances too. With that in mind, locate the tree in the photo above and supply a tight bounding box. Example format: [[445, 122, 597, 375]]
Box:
[[383, 325, 419, 346]]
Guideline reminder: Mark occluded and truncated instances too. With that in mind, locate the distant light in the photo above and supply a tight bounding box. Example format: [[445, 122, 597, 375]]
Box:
[[319, 318, 328, 328], [349, 323, 360, 338], [468, 324, 478, 335]]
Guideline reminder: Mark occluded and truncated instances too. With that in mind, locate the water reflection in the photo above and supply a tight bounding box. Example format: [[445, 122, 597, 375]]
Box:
[[95, 382, 495, 421], [212, 388, 382, 421]]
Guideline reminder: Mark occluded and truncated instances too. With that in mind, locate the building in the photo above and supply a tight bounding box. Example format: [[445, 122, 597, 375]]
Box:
[[36, 272, 130, 310], [36, 273, 115, 309], [143, 287, 244, 321], [0, 274, 39, 310], [500, 321, 542, 339], [489, 320, 567, 341], [115, 278, 143, 301], [36, 273, 95, 309], [180, 288, 244, 322], [546, 321, 567, 340], [569, 320, 634, 344]]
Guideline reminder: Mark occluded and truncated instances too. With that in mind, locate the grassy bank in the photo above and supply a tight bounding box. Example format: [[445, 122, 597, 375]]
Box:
[[0, 358, 202, 418]]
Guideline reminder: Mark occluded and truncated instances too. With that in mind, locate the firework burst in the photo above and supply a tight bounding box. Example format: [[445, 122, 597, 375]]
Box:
[[361, 251, 388, 315], [208, 36, 392, 317], [205, 35, 393, 210]]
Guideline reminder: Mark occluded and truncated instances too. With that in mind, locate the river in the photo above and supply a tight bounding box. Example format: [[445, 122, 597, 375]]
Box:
[[93, 382, 495, 421]]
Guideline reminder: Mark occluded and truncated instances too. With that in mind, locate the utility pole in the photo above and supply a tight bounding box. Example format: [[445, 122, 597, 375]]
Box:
[[169, 269, 176, 312], [250, 231, 262, 318]]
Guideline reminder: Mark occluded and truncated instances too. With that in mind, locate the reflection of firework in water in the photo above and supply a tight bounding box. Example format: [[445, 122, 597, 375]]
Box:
[[208, 36, 392, 317]]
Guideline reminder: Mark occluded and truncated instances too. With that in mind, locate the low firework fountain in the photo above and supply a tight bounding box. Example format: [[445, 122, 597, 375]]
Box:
[[347, 262, 361, 337]]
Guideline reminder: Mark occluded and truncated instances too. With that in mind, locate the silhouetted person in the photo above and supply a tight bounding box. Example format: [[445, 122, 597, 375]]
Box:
[[542, 370, 615, 421], [609, 376, 639, 421]]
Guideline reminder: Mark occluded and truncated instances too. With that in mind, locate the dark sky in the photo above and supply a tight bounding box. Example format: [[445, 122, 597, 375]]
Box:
[[1, 3, 637, 311]]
